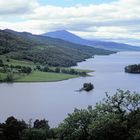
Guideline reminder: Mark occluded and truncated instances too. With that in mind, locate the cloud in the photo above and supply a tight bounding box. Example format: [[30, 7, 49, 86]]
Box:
[[0, 0, 140, 45], [0, 0, 38, 15]]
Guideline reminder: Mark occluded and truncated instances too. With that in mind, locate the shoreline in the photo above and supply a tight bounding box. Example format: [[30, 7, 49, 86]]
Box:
[[0, 52, 112, 83], [0, 70, 94, 83]]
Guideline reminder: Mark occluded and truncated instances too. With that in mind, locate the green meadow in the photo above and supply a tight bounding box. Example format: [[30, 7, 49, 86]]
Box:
[[0, 56, 92, 82], [15, 71, 79, 82]]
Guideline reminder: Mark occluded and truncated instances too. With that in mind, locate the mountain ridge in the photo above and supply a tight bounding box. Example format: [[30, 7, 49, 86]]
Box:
[[0, 29, 113, 67], [43, 30, 140, 51]]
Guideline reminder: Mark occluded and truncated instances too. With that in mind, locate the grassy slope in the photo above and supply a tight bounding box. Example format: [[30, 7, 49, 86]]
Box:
[[15, 71, 78, 82], [0, 57, 91, 82]]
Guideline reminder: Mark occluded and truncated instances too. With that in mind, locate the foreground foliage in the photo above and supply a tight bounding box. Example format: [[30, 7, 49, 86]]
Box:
[[0, 90, 140, 140]]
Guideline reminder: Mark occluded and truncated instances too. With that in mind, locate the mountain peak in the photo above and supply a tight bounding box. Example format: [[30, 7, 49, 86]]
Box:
[[42, 29, 140, 51], [55, 30, 69, 32], [42, 29, 83, 43], [54, 30, 75, 34], [43, 29, 78, 36]]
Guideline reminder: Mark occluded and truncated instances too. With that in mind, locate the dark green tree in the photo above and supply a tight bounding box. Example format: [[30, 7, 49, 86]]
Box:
[[43, 66, 49, 72], [21, 129, 46, 140], [5, 72, 14, 82], [0, 59, 4, 67], [3, 116, 27, 140], [83, 83, 94, 91], [57, 90, 140, 140], [55, 67, 60, 73], [33, 119, 50, 130]]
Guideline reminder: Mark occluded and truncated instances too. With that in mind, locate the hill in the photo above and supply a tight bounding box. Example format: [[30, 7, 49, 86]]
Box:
[[0, 29, 113, 67], [43, 30, 140, 51]]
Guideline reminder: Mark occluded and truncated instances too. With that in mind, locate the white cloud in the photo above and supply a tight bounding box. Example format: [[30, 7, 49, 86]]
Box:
[[0, 0, 140, 45]]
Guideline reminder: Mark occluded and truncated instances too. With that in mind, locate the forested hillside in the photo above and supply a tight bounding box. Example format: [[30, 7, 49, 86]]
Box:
[[0, 29, 113, 67]]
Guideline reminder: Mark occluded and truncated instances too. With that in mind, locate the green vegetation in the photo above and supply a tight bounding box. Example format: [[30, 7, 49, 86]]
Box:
[[125, 64, 140, 73], [0, 29, 114, 67], [16, 71, 78, 82], [83, 82, 94, 91], [0, 29, 113, 82], [57, 90, 140, 140], [5, 72, 14, 82], [0, 57, 91, 82], [77, 82, 94, 92], [0, 90, 140, 140]]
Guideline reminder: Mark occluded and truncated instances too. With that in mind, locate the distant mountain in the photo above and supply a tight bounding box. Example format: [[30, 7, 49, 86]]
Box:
[[43, 30, 140, 51], [44, 30, 85, 44], [0, 29, 113, 67]]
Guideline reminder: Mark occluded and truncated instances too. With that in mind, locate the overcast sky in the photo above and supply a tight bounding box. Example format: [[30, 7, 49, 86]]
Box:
[[0, 0, 140, 46]]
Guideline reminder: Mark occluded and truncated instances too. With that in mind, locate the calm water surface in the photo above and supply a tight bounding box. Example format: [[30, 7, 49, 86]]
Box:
[[0, 51, 140, 127]]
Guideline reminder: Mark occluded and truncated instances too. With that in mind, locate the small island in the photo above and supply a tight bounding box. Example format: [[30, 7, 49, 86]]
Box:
[[78, 82, 94, 92], [125, 64, 140, 74]]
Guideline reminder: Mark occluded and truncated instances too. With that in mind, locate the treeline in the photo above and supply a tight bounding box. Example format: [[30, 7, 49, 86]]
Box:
[[0, 59, 32, 74], [36, 65, 87, 76], [0, 90, 140, 140], [125, 64, 140, 73]]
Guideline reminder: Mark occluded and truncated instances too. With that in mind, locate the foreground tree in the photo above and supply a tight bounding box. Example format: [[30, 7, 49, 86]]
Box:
[[21, 119, 50, 140], [58, 89, 140, 140], [33, 119, 50, 130], [0, 90, 140, 140], [21, 129, 47, 140], [3, 116, 27, 140]]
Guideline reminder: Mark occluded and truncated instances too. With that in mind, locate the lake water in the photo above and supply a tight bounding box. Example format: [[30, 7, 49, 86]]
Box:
[[0, 51, 140, 127]]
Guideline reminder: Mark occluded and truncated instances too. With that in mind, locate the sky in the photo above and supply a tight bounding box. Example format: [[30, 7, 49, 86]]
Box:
[[0, 0, 140, 46]]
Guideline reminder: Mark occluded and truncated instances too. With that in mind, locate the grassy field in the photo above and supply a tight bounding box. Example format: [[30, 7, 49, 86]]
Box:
[[0, 56, 92, 82], [15, 71, 79, 82]]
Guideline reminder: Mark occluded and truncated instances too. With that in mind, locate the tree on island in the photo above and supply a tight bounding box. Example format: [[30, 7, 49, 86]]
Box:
[[83, 83, 94, 91], [125, 64, 140, 73]]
